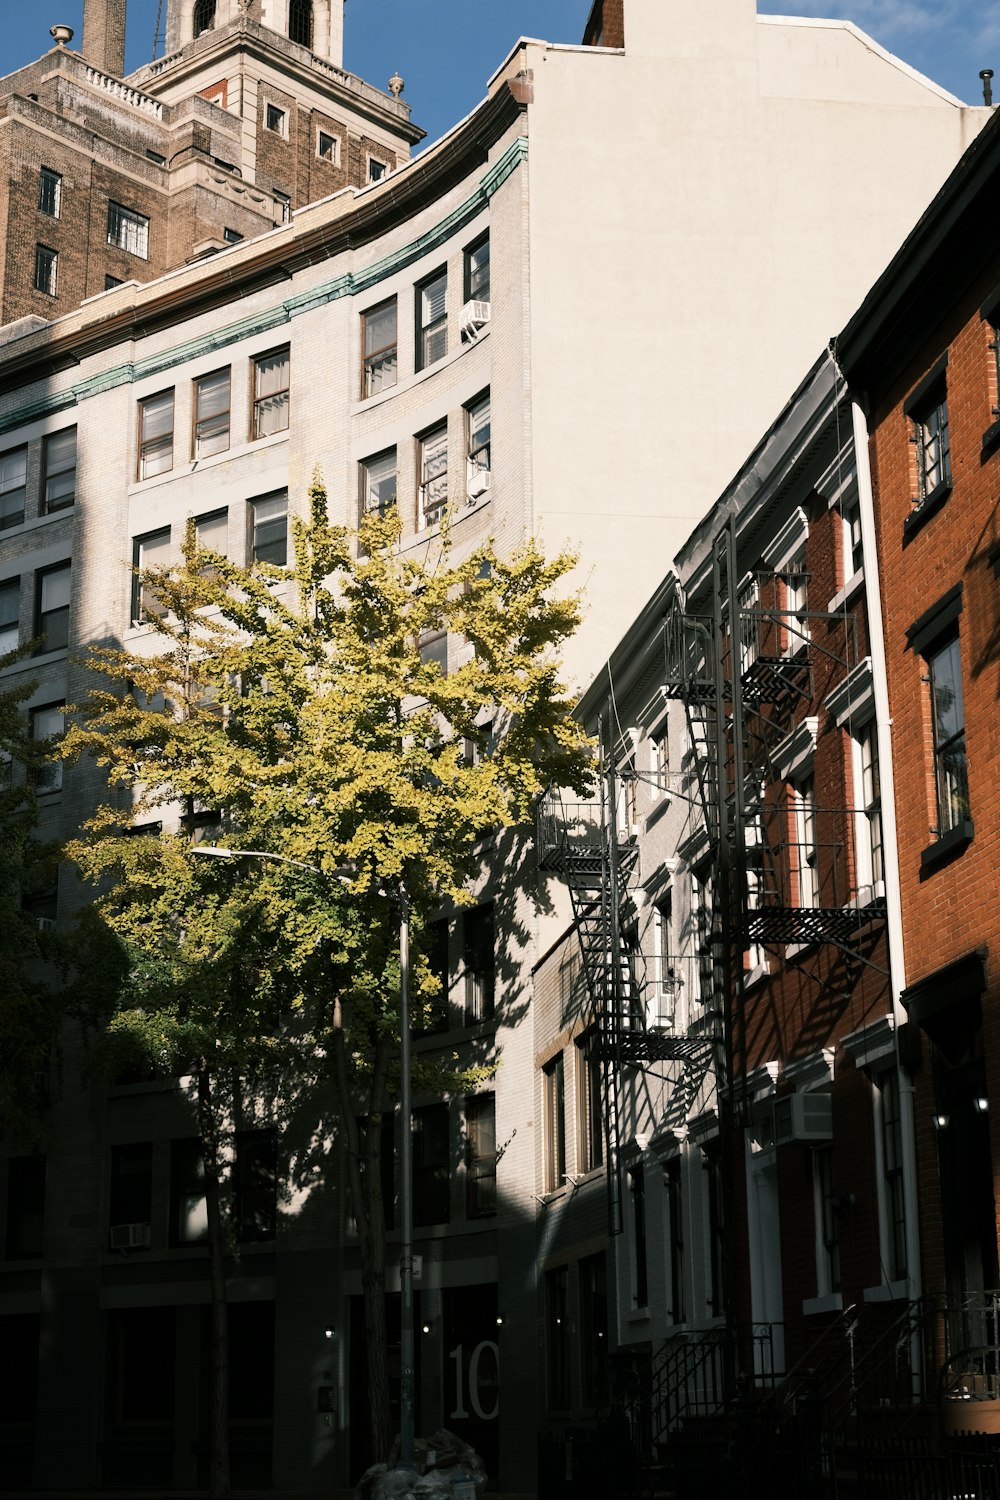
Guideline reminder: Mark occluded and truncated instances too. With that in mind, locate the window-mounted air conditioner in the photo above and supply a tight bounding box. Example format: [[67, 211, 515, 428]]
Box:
[[771, 1092, 832, 1146], [461, 299, 491, 342], [110, 1222, 152, 1251], [36, 917, 57, 933], [467, 467, 491, 499]]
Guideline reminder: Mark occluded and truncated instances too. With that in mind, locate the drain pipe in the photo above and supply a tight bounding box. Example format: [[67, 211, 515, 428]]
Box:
[[848, 392, 923, 1358]]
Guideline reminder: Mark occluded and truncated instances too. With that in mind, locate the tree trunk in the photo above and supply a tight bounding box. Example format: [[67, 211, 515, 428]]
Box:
[[333, 1008, 393, 1464], [198, 1061, 231, 1498]]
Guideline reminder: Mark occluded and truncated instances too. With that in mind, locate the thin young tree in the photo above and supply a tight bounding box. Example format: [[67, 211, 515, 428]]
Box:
[[63, 478, 592, 1479]]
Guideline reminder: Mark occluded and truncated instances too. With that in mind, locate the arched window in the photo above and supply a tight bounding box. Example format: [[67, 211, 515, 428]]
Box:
[[193, 0, 216, 36], [289, 0, 313, 49]]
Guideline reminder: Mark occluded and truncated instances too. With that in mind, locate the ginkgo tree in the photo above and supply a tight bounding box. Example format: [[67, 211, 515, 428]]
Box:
[[62, 477, 592, 1490]]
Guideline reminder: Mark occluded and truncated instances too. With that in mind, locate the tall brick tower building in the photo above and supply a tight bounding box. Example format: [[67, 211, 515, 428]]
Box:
[[0, 0, 422, 326]]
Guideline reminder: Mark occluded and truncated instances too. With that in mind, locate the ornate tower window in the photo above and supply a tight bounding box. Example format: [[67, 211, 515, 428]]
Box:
[[289, 0, 313, 48], [193, 0, 216, 34]]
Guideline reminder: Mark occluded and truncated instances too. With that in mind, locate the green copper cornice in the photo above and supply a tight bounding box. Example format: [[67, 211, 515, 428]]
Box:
[[0, 135, 528, 439]]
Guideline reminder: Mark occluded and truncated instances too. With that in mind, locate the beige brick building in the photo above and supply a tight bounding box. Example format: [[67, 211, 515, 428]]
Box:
[[0, 0, 993, 1493]]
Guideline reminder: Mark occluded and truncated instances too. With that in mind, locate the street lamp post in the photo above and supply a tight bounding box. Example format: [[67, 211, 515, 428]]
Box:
[[193, 846, 417, 1464]]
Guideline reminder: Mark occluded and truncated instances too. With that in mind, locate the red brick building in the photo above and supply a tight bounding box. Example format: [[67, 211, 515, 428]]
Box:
[[839, 104, 1000, 1312]]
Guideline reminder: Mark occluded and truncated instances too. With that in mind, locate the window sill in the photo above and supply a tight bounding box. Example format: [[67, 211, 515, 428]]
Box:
[[920, 819, 973, 873], [903, 480, 952, 541], [863, 1279, 912, 1304], [353, 325, 490, 416], [742, 959, 771, 990], [981, 418, 1000, 461], [624, 1307, 650, 1324], [826, 567, 865, 616], [802, 1292, 843, 1317], [644, 795, 672, 831]]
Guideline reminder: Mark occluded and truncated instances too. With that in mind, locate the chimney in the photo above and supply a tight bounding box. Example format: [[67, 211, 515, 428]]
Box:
[[82, 0, 127, 77]]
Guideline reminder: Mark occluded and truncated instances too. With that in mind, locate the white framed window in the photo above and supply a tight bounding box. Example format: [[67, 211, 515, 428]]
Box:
[[542, 1054, 565, 1194], [651, 892, 678, 1028], [851, 721, 883, 901], [368, 156, 388, 183], [107, 202, 149, 259], [38, 168, 61, 218], [464, 233, 490, 303], [273, 190, 291, 224], [909, 378, 951, 504], [34, 245, 57, 296], [650, 725, 670, 800], [782, 550, 809, 655], [841, 494, 864, 583], [360, 448, 396, 520], [466, 391, 491, 501], [691, 865, 713, 1005], [792, 774, 819, 909], [744, 810, 768, 974], [576, 1035, 603, 1173], [418, 423, 448, 530], [137, 389, 174, 480], [875, 1069, 907, 1283], [194, 508, 228, 559]]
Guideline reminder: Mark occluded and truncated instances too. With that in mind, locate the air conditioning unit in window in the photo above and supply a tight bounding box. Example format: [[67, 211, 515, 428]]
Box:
[[36, 917, 57, 933], [110, 1222, 152, 1251], [461, 299, 491, 342], [467, 468, 491, 500], [771, 1092, 833, 1146]]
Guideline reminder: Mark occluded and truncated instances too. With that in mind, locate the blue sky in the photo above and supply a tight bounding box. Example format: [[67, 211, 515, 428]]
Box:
[[5, 3, 995, 147]]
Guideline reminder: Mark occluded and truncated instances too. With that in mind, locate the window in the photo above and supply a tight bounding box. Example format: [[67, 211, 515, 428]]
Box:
[[137, 389, 174, 480], [131, 528, 171, 624], [704, 1141, 725, 1317], [5, 1157, 45, 1260], [107, 1308, 175, 1423], [193, 0, 216, 35], [927, 633, 968, 838], [235, 1129, 277, 1241], [989, 305, 1000, 422], [422, 918, 449, 1032], [813, 1145, 841, 1295], [317, 130, 338, 162], [108, 1143, 153, 1246], [464, 902, 495, 1023], [650, 726, 670, 799], [466, 391, 491, 501], [265, 103, 287, 136], [412, 1102, 450, 1226], [362, 298, 397, 397], [170, 1139, 207, 1245], [577, 1036, 603, 1172], [360, 448, 397, 520], [418, 423, 448, 529], [842, 494, 863, 582], [464, 233, 490, 302], [223, 227, 243, 244], [628, 1163, 648, 1308], [416, 270, 447, 370], [34, 245, 57, 295], [249, 492, 288, 566], [909, 376, 951, 506], [368, 157, 387, 183], [38, 168, 61, 218], [289, 0, 313, 47], [878, 1071, 907, 1282], [107, 202, 149, 259], [193, 368, 231, 458], [545, 1267, 570, 1409], [274, 189, 291, 224], [465, 1094, 496, 1219], [30, 703, 65, 793], [0, 578, 19, 655], [782, 551, 808, 654], [42, 427, 76, 512], [651, 893, 676, 1028], [543, 1054, 565, 1193], [419, 631, 448, 677], [35, 563, 70, 652], [579, 1255, 608, 1405], [793, 775, 819, 908], [194, 508, 228, 566], [0, 448, 27, 530], [105, 274, 123, 290], [852, 722, 883, 899], [665, 1156, 685, 1323], [691, 866, 714, 1004], [251, 347, 290, 439]]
